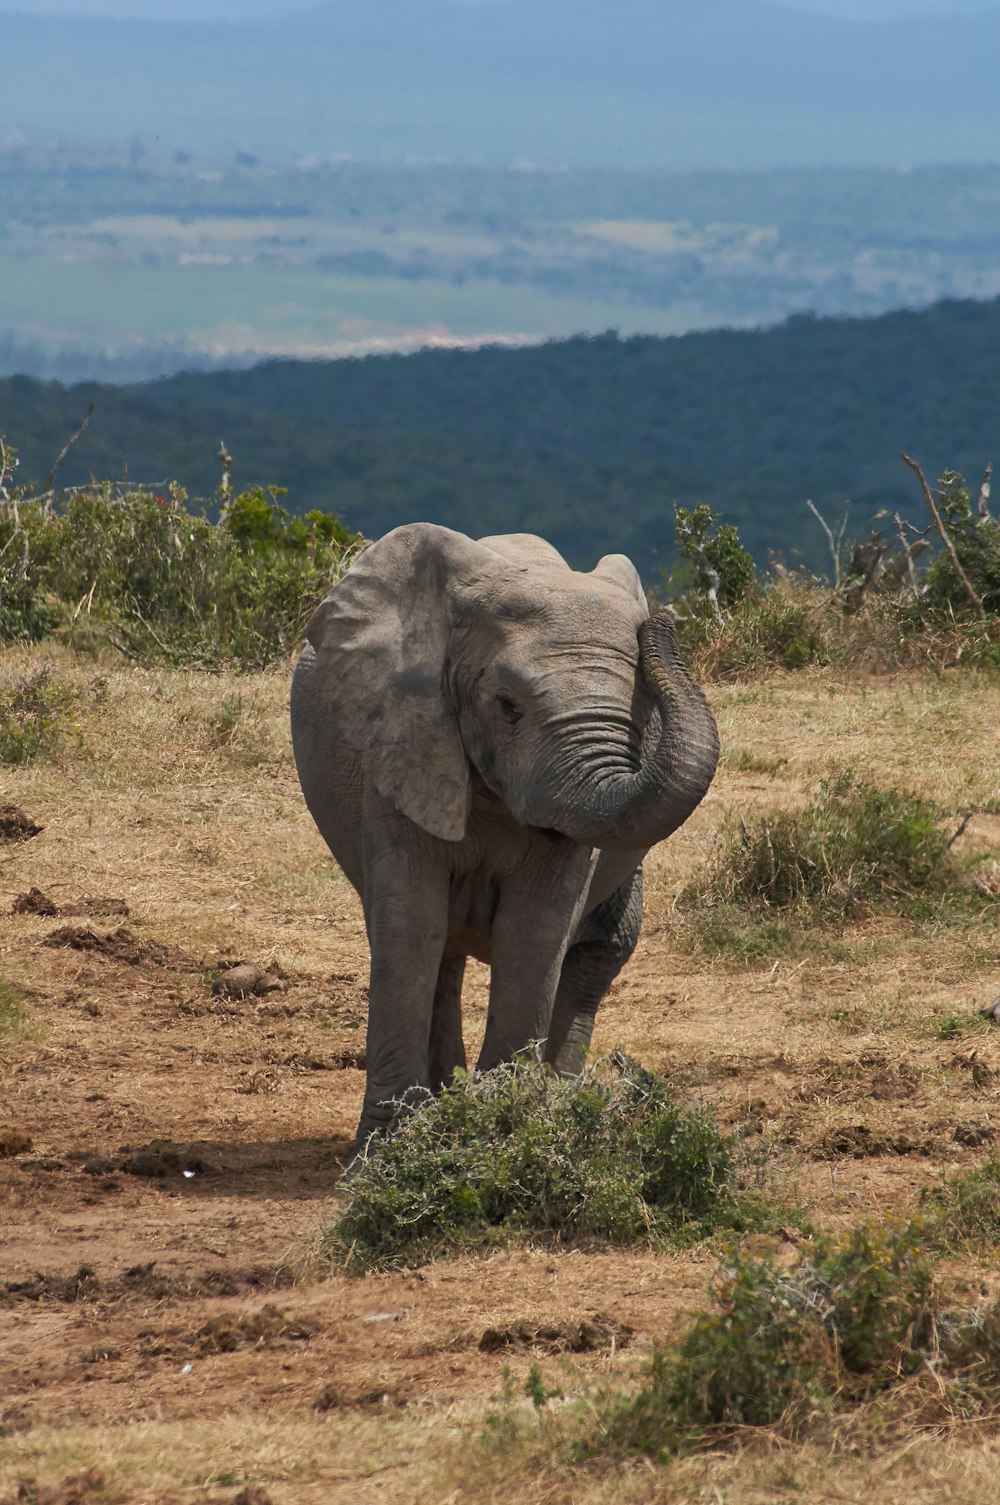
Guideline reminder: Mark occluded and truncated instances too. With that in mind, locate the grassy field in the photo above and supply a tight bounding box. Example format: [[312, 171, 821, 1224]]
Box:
[[1, 645, 999, 1503], [0, 250, 718, 365]]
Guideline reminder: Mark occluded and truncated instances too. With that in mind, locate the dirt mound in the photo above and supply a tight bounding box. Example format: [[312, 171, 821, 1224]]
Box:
[[11, 889, 128, 918], [121, 1139, 218, 1178], [0, 1129, 33, 1159], [41, 925, 186, 968], [478, 1313, 634, 1354], [0, 1259, 294, 1309], [0, 805, 41, 842], [11, 887, 58, 916], [138, 1303, 318, 1360]]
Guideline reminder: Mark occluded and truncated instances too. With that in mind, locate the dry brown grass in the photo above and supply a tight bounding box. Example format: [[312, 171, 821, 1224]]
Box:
[[1, 645, 999, 1503]]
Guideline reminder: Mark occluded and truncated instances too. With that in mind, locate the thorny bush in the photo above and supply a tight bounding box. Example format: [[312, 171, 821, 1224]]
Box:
[[329, 1053, 784, 1271]]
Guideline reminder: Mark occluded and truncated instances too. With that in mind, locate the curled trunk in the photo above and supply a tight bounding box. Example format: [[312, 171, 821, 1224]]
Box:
[[557, 610, 719, 853]]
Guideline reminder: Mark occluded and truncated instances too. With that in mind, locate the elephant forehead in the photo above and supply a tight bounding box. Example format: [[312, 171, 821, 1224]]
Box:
[[477, 575, 645, 636]]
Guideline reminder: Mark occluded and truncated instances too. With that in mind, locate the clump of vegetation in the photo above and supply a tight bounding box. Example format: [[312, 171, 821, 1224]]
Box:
[[329, 1054, 777, 1271], [921, 1157, 1000, 1254], [686, 770, 970, 924], [0, 980, 31, 1045], [0, 438, 362, 667], [0, 665, 73, 765], [670, 466, 1000, 679], [579, 1215, 1000, 1460], [924, 470, 1000, 617], [601, 1223, 936, 1454], [672, 503, 758, 614], [481, 1213, 1000, 1469]]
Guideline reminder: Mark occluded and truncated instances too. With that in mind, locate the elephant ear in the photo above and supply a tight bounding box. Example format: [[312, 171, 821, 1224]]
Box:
[[305, 523, 488, 842], [591, 552, 648, 611]]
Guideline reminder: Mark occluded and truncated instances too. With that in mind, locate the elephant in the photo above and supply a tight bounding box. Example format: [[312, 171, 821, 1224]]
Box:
[[290, 523, 719, 1149]]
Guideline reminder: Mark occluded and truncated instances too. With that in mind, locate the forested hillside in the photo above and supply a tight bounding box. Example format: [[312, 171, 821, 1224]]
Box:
[[5, 296, 999, 576]]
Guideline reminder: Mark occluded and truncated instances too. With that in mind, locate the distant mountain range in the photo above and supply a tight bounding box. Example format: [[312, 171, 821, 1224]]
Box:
[[3, 0, 1000, 167], [5, 295, 1000, 577]]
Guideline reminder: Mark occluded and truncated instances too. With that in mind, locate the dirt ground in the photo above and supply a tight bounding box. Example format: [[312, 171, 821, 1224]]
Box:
[[1, 646, 999, 1505]]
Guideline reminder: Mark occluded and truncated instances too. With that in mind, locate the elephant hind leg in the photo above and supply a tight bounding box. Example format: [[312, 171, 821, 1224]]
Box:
[[430, 955, 467, 1093], [544, 869, 643, 1078]]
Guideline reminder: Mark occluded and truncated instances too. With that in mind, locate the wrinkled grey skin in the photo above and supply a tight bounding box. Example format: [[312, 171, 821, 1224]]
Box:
[[290, 523, 719, 1148]]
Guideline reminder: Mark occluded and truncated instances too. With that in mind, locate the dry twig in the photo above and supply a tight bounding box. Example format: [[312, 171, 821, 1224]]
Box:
[[979, 461, 992, 522], [806, 498, 850, 588], [901, 452, 987, 621], [46, 403, 95, 494]]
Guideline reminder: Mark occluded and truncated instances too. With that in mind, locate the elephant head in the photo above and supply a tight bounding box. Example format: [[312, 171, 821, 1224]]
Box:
[[305, 523, 718, 851]]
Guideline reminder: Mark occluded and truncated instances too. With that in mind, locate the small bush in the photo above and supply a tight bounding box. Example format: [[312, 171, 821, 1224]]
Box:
[[921, 1158, 1000, 1253], [328, 1054, 775, 1271], [593, 1221, 943, 1456], [678, 573, 834, 677], [685, 770, 969, 922], [672, 503, 757, 612], [0, 665, 72, 765]]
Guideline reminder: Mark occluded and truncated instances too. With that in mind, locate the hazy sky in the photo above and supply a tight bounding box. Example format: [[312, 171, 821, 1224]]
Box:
[[3, 0, 1000, 17]]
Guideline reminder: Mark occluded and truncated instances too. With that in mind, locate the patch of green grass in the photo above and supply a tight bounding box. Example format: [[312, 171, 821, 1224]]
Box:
[[921, 1158, 1000, 1254], [829, 991, 923, 1036], [327, 1054, 785, 1271], [206, 693, 247, 746], [933, 1012, 992, 1041], [685, 770, 984, 927], [692, 903, 805, 962], [0, 980, 31, 1045], [0, 664, 72, 764]]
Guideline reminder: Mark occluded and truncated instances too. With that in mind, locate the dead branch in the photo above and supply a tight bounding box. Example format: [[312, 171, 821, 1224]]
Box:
[[46, 403, 95, 493], [889, 513, 928, 596], [841, 531, 887, 612], [0, 496, 30, 578], [0, 435, 17, 499], [805, 498, 849, 588], [979, 461, 993, 522], [901, 452, 987, 620]]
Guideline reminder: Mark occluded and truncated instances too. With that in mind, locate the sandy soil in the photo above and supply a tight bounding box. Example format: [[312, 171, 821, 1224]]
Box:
[[1, 648, 999, 1504]]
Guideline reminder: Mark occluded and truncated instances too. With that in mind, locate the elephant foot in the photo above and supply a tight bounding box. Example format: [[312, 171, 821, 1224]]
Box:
[[352, 1083, 434, 1162]]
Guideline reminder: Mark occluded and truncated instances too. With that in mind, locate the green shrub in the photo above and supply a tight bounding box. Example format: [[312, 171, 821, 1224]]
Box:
[[685, 770, 968, 922], [0, 475, 362, 667], [672, 503, 757, 612], [594, 1221, 940, 1456], [0, 665, 72, 765], [923, 470, 1000, 617], [328, 1054, 774, 1271]]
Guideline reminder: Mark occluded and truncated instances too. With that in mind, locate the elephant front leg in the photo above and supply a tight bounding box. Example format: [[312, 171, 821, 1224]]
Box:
[[477, 844, 599, 1072], [358, 811, 450, 1147]]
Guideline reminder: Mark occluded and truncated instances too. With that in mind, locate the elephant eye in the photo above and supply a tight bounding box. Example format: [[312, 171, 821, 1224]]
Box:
[[496, 694, 523, 725]]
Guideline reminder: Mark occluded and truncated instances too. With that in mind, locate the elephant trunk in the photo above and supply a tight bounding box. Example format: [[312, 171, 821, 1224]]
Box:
[[555, 610, 719, 853]]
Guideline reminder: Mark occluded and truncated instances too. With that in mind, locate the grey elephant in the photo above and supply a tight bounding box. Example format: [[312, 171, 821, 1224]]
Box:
[[290, 523, 719, 1148]]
